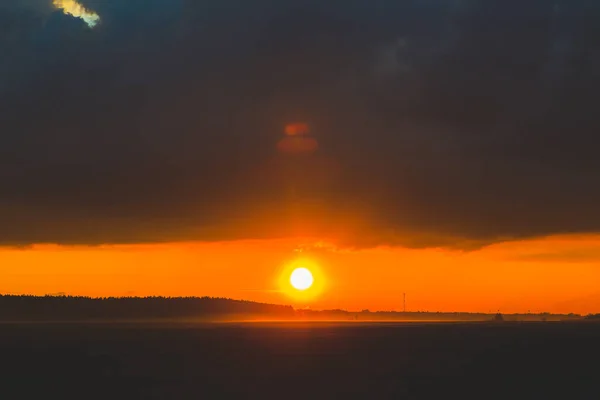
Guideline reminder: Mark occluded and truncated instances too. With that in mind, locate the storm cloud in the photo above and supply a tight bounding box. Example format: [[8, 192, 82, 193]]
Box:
[[1, 0, 600, 248]]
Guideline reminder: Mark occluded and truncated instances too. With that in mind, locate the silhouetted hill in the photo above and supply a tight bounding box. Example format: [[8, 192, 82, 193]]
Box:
[[0, 295, 294, 321]]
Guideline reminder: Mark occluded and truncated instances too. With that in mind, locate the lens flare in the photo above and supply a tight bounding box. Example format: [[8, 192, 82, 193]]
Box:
[[53, 0, 100, 28], [278, 122, 318, 155], [285, 123, 310, 136]]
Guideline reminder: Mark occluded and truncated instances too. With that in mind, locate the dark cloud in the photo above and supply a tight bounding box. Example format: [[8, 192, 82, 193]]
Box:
[[1, 0, 600, 248]]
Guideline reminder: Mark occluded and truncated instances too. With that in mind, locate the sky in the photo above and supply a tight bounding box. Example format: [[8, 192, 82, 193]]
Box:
[[1, 0, 600, 313]]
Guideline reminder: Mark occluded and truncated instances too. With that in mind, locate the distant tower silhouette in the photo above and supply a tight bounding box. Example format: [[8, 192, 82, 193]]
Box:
[[403, 293, 406, 313], [494, 310, 504, 322]]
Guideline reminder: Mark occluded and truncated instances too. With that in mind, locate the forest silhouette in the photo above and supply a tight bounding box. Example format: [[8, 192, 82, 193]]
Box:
[[0, 295, 294, 321]]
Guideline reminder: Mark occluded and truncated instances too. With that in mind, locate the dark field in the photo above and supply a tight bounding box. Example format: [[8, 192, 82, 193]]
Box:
[[1, 322, 598, 399]]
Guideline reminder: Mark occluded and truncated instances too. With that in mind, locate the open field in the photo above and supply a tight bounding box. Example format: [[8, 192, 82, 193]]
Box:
[[1, 321, 598, 399]]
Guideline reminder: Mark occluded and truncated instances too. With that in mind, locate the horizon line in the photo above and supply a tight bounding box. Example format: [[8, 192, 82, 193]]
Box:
[[0, 294, 587, 316]]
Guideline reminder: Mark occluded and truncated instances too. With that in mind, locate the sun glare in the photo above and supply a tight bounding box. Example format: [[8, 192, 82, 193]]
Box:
[[278, 258, 325, 303], [290, 267, 314, 291]]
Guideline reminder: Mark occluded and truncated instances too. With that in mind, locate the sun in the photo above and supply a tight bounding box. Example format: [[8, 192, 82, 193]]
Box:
[[290, 267, 314, 291], [278, 258, 325, 302]]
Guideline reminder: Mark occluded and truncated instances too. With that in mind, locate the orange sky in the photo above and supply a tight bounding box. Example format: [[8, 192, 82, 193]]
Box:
[[1, 234, 599, 315]]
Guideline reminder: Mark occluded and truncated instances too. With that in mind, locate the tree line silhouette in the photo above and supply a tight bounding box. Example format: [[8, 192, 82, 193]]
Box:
[[0, 295, 295, 321]]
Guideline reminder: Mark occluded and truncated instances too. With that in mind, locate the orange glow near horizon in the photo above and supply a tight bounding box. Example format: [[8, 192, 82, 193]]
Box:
[[1, 234, 600, 314]]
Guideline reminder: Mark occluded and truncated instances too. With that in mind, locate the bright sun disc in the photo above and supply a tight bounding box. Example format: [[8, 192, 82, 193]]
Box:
[[290, 267, 314, 291]]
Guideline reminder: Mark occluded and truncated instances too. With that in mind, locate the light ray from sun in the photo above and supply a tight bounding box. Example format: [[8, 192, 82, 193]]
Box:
[[53, 0, 100, 28]]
